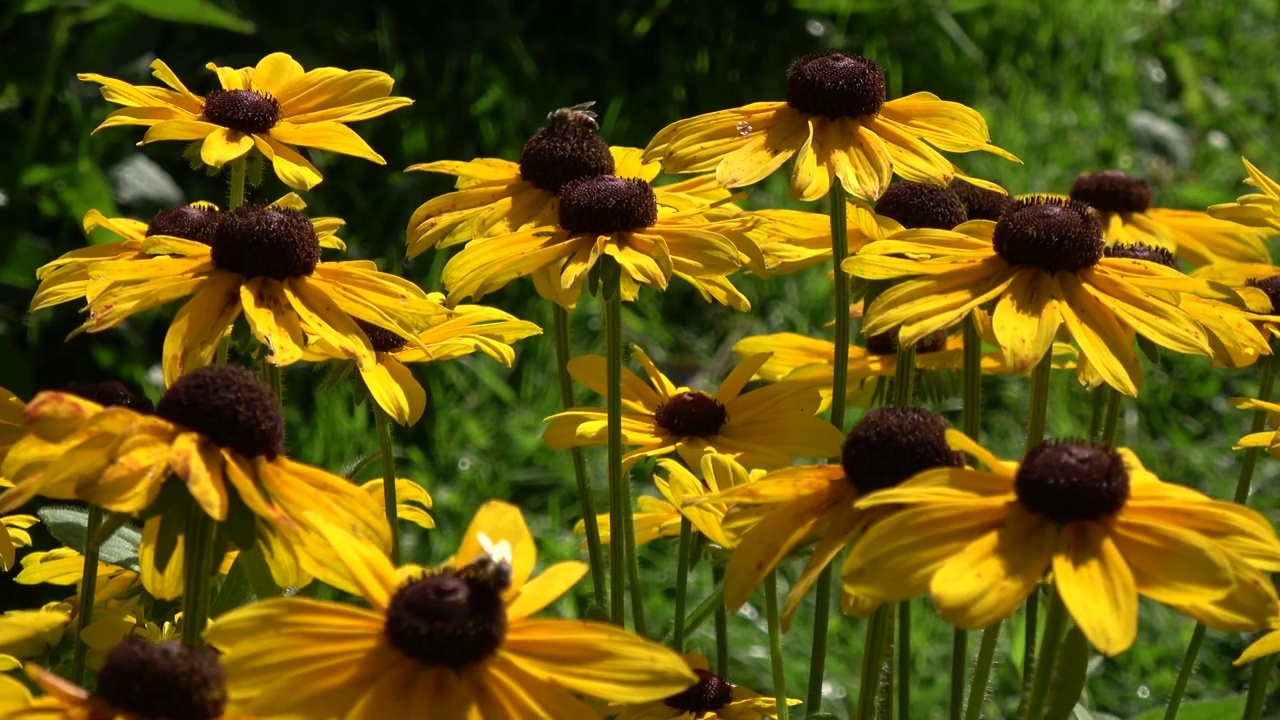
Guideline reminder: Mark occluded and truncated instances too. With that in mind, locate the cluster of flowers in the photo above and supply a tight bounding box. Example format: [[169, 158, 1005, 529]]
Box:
[[4, 46, 1280, 720]]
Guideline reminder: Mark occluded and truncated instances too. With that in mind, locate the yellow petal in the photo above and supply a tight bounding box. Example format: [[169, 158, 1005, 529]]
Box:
[[240, 277, 305, 367], [161, 273, 242, 386], [270, 121, 385, 163], [452, 500, 536, 597], [992, 269, 1061, 372], [199, 127, 253, 168], [506, 561, 589, 620], [931, 509, 1055, 629], [1052, 521, 1138, 656], [360, 356, 426, 426], [311, 517, 398, 610]]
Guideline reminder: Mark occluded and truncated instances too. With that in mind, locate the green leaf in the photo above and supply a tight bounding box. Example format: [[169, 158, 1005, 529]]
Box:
[[114, 0, 254, 32], [1045, 624, 1091, 720], [36, 505, 142, 572], [1128, 696, 1247, 720]]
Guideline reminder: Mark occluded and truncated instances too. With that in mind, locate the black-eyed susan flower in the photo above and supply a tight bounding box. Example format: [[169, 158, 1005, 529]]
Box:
[[1068, 170, 1272, 267], [842, 432, 1280, 655], [31, 196, 345, 315], [544, 345, 844, 470], [0, 365, 389, 599], [950, 178, 1013, 220], [612, 652, 800, 720], [1, 513, 35, 571], [75, 202, 443, 386], [79, 53, 412, 190], [12, 640, 248, 720], [205, 500, 697, 718], [1210, 157, 1280, 232], [689, 406, 965, 626], [360, 477, 434, 530], [303, 298, 541, 425], [845, 196, 1232, 396], [0, 603, 72, 660], [644, 52, 1017, 201]]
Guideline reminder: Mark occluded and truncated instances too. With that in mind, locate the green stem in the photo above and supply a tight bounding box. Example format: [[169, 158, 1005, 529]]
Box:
[[70, 506, 102, 684], [964, 622, 1002, 720], [1100, 385, 1122, 446], [1163, 624, 1205, 720], [858, 604, 892, 720], [228, 156, 247, 210], [373, 405, 401, 565], [950, 628, 968, 720], [1088, 387, 1106, 442], [624, 480, 647, 636], [667, 581, 724, 643], [1022, 351, 1054, 688], [181, 510, 218, 646], [806, 566, 833, 712], [714, 564, 729, 679], [1020, 588, 1067, 720], [604, 261, 627, 626], [765, 571, 790, 720], [1243, 654, 1276, 720], [898, 600, 911, 719], [672, 517, 693, 652], [552, 305, 605, 605], [953, 315, 983, 720], [892, 344, 917, 407]]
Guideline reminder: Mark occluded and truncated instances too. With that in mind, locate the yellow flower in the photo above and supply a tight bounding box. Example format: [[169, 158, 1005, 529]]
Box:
[[1, 513, 35, 571], [612, 652, 800, 720], [0, 367, 389, 600], [31, 196, 345, 315], [843, 431, 1280, 656], [845, 196, 1244, 396], [74, 202, 443, 386], [360, 478, 435, 530], [1209, 157, 1280, 232], [303, 296, 541, 425], [205, 501, 697, 718], [0, 603, 72, 660], [689, 406, 966, 627], [79, 52, 412, 190], [544, 345, 844, 470], [14, 548, 140, 602], [644, 52, 1017, 201]]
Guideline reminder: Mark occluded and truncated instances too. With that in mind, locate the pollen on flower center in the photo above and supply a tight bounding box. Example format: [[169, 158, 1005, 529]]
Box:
[[65, 380, 154, 414], [1105, 243, 1179, 270], [841, 406, 964, 495], [156, 365, 284, 460], [355, 319, 410, 354], [991, 196, 1104, 273], [1014, 440, 1129, 524], [1246, 275, 1280, 314], [874, 181, 968, 230], [1069, 170, 1153, 214], [865, 329, 948, 356], [384, 559, 510, 669], [653, 391, 729, 438], [663, 668, 734, 713], [558, 176, 658, 235], [950, 179, 1012, 221], [146, 205, 220, 245], [94, 640, 228, 720], [201, 88, 282, 135], [518, 115, 616, 194], [210, 205, 320, 280], [785, 51, 886, 119]]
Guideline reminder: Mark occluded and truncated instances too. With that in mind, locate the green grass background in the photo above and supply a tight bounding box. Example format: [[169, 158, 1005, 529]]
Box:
[[3, 0, 1280, 717]]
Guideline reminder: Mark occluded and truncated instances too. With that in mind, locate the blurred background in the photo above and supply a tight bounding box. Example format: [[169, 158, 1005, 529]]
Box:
[[3, 0, 1280, 717]]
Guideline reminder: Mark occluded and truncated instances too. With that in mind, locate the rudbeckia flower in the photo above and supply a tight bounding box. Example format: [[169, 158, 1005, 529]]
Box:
[[30, 195, 345, 315], [1067, 170, 1271, 267], [1209, 157, 1280, 232], [205, 500, 698, 718], [611, 652, 800, 720], [689, 406, 964, 626], [14, 640, 250, 720], [303, 297, 541, 425], [644, 51, 1018, 201], [842, 432, 1280, 655], [544, 345, 844, 470], [360, 478, 435, 530], [79, 52, 413, 190], [845, 196, 1236, 396], [0, 603, 72, 660], [75, 202, 444, 386], [1, 513, 35, 571], [0, 365, 390, 599]]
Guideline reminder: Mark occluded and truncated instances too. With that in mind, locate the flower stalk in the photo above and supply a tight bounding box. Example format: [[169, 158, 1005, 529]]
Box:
[[602, 256, 628, 626], [373, 403, 401, 565], [954, 314, 983, 720], [180, 508, 218, 646], [1022, 350, 1054, 687], [1020, 588, 1068, 720], [672, 516, 693, 651], [764, 570, 790, 720], [69, 505, 102, 684], [964, 621, 1002, 720]]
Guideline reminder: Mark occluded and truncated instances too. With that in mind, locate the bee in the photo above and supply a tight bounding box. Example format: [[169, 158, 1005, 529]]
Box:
[[546, 101, 599, 131], [463, 532, 514, 591]]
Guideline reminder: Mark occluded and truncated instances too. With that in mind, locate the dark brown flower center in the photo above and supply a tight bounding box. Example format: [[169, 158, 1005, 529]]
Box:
[[210, 205, 320, 280], [146, 205, 220, 245], [785, 52, 886, 119], [865, 329, 948, 356], [1247, 275, 1280, 314], [384, 556, 511, 669], [874, 182, 968, 230], [94, 640, 227, 720], [355, 319, 410, 354], [992, 197, 1104, 273], [1104, 243, 1179, 270], [518, 112, 615, 194], [156, 365, 284, 460], [653, 391, 728, 438], [65, 380, 153, 414], [201, 89, 282, 135], [841, 406, 964, 495], [1014, 440, 1129, 524], [949, 179, 1012, 221], [664, 668, 734, 713], [558, 176, 658, 235], [1069, 170, 1153, 214]]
